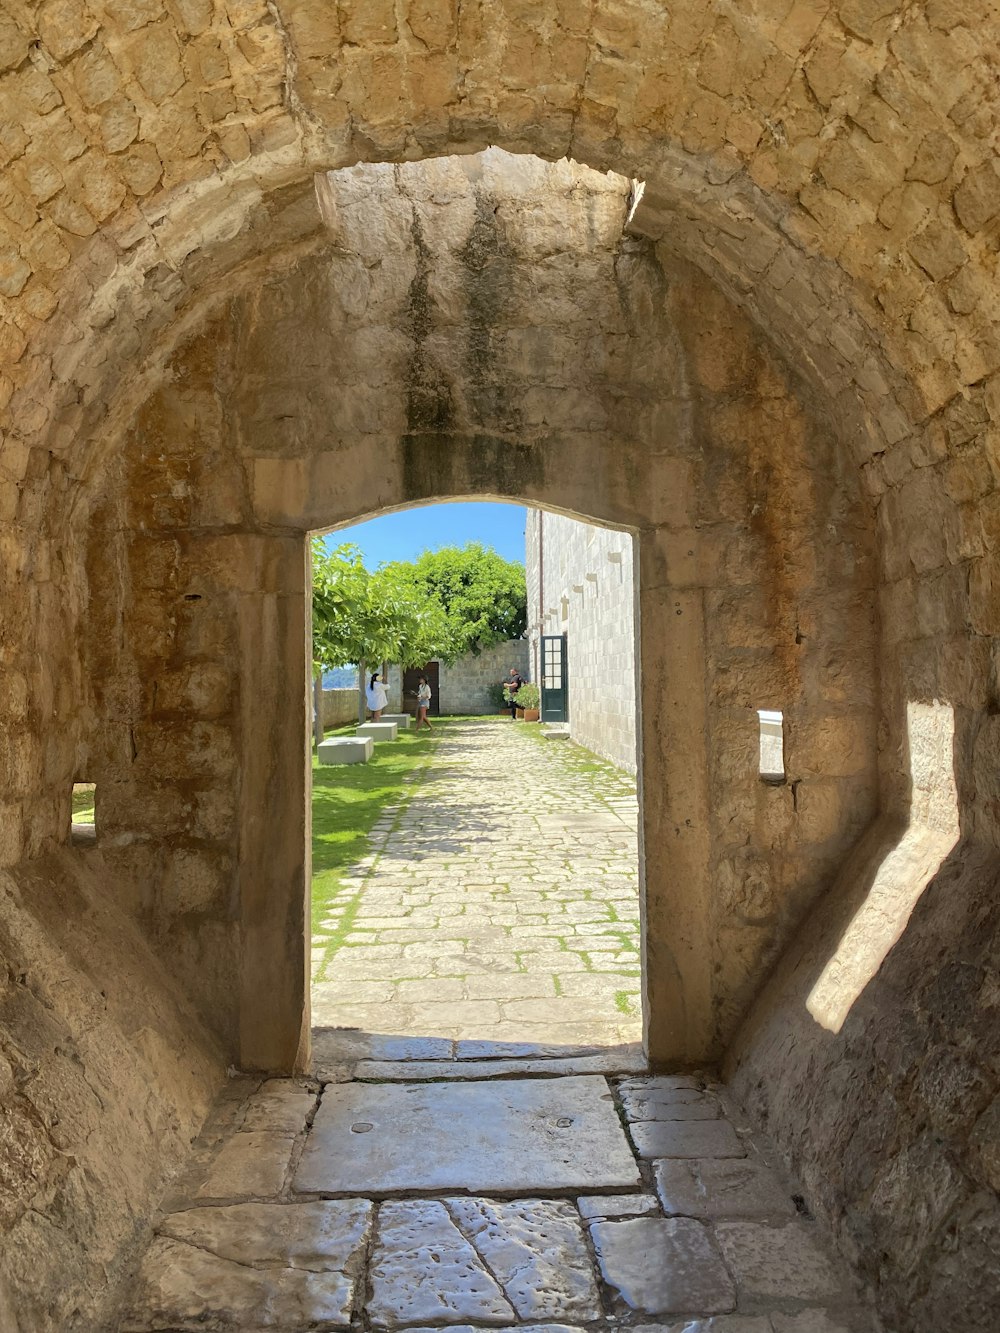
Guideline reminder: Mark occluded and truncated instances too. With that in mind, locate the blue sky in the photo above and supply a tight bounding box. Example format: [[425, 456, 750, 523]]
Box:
[[325, 501, 527, 568]]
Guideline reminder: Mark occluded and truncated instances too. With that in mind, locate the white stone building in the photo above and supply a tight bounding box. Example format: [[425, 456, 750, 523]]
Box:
[[525, 510, 637, 774]]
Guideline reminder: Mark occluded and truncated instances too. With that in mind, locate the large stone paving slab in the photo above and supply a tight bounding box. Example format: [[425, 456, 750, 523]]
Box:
[[352, 1048, 646, 1081], [655, 1159, 798, 1221], [368, 1197, 602, 1329], [713, 1222, 848, 1305], [195, 1130, 297, 1199], [446, 1199, 602, 1321], [120, 1200, 372, 1331], [628, 1118, 746, 1161], [590, 1216, 737, 1316], [294, 1076, 640, 1194], [369, 1200, 516, 1328]]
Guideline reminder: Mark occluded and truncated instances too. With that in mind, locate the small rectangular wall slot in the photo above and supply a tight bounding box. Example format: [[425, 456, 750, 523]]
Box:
[[71, 782, 97, 845], [757, 710, 785, 784]]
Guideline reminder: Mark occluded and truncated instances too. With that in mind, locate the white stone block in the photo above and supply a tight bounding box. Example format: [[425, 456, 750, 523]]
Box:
[[380, 713, 411, 729], [356, 722, 399, 741], [318, 737, 373, 764]]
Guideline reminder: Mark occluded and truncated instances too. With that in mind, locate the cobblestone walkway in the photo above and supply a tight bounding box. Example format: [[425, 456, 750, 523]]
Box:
[[311, 719, 642, 1048], [118, 1061, 877, 1332]]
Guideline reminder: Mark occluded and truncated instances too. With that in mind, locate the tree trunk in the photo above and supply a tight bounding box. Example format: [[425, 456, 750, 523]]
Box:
[[358, 659, 367, 725], [313, 673, 324, 751]]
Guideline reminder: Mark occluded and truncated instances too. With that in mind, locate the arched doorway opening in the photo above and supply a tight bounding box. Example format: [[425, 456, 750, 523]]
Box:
[[306, 499, 646, 1067]]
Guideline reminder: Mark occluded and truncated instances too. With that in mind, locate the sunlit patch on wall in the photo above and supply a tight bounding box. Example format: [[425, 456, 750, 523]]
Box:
[[807, 701, 958, 1034]]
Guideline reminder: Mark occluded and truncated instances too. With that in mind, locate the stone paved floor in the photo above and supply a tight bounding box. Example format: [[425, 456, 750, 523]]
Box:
[[311, 719, 642, 1048], [118, 1056, 879, 1332]]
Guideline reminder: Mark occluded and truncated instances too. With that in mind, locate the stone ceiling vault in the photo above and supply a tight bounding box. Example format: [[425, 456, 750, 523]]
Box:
[[1, 1, 998, 536]]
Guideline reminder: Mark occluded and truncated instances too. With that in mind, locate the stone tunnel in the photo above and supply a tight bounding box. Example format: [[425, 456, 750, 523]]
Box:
[[0, 2, 998, 1330]]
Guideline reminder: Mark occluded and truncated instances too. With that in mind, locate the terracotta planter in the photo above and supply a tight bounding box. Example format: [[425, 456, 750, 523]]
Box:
[[523, 708, 540, 722], [515, 708, 525, 719]]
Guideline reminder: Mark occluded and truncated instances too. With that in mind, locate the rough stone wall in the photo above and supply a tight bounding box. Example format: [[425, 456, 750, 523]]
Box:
[[0, 849, 222, 1331], [71, 153, 877, 1084], [727, 831, 1000, 1333], [385, 640, 529, 716], [439, 639, 530, 716], [321, 687, 358, 728], [0, 3, 996, 1327], [525, 509, 637, 774]]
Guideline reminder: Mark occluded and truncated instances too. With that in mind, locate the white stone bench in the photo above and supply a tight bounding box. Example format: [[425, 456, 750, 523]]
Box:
[[380, 713, 412, 729], [318, 737, 373, 765], [356, 722, 399, 741]]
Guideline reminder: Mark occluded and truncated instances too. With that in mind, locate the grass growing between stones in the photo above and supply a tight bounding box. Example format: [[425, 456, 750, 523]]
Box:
[[516, 722, 636, 809], [311, 726, 440, 953]]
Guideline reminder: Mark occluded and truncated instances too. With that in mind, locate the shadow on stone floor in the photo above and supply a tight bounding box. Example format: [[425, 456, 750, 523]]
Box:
[[311, 1027, 648, 1081]]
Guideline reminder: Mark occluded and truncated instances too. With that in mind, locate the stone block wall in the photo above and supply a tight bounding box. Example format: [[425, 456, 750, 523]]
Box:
[[0, 850, 222, 1330], [386, 640, 529, 716], [321, 687, 359, 729], [7, 91, 999, 1327], [525, 511, 637, 773], [441, 640, 530, 715]]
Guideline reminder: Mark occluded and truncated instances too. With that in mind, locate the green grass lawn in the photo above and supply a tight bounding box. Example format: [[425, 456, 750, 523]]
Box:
[[72, 783, 95, 824]]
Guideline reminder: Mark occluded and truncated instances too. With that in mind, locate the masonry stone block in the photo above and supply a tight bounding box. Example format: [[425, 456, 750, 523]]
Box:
[[356, 722, 398, 742], [0, 8, 995, 1325], [318, 737, 373, 765]]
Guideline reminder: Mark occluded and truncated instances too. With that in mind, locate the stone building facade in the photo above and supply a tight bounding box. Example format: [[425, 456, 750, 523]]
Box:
[[1, 5, 999, 1329], [525, 510, 637, 773]]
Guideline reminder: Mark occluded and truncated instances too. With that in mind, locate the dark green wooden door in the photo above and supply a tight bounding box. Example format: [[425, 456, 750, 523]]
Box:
[[541, 634, 568, 722]]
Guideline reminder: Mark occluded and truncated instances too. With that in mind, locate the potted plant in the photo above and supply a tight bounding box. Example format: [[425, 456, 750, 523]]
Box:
[[487, 681, 508, 715], [514, 682, 540, 722]]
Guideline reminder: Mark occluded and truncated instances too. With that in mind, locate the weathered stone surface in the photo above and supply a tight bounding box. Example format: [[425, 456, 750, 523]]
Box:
[[634, 1320, 771, 1333], [406, 1326, 581, 1333], [2, 1, 1000, 1327], [446, 1198, 602, 1321], [239, 1080, 317, 1135], [294, 1076, 640, 1194], [163, 1198, 369, 1263], [620, 1077, 722, 1121], [368, 1200, 516, 1329], [655, 1159, 797, 1220], [714, 1222, 847, 1303], [577, 1193, 660, 1219], [195, 1131, 295, 1199], [352, 1052, 645, 1081], [590, 1216, 737, 1315], [123, 1201, 371, 1330], [629, 1119, 746, 1160]]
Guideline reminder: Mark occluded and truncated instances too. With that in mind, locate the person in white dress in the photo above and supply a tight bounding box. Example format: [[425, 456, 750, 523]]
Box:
[[366, 671, 389, 719]]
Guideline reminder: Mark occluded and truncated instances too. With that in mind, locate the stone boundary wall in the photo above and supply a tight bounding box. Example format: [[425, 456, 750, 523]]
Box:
[[321, 688, 359, 729], [440, 640, 530, 715], [526, 510, 637, 774], [386, 640, 529, 716]]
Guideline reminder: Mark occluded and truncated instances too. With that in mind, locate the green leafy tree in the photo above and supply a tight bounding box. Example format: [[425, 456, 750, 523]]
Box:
[[380, 543, 526, 663], [311, 541, 447, 738]]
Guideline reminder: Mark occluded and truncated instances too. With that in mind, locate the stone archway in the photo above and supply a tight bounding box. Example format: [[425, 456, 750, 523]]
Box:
[[4, 7, 999, 1327], [77, 152, 878, 1075]]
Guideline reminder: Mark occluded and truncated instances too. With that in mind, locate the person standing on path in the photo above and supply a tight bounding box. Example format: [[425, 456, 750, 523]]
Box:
[[503, 665, 524, 720], [415, 674, 433, 731], [366, 671, 389, 720]]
